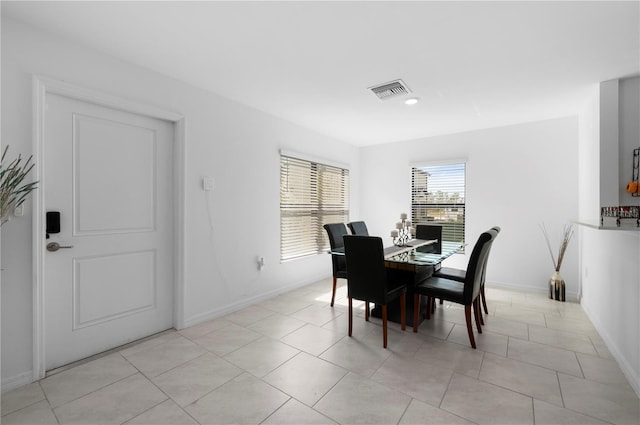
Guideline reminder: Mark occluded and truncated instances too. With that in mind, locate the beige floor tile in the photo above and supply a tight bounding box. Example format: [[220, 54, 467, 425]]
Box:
[[0, 400, 57, 425], [40, 353, 138, 407], [507, 337, 583, 377], [479, 352, 562, 406], [577, 352, 634, 390], [151, 353, 243, 406], [290, 304, 343, 326], [280, 323, 344, 356], [262, 398, 338, 424], [121, 335, 206, 378], [288, 286, 333, 307], [222, 337, 299, 377], [314, 372, 411, 425], [320, 309, 376, 337], [484, 287, 517, 302], [533, 399, 609, 425], [494, 304, 546, 326], [427, 304, 468, 326], [319, 336, 391, 378], [478, 314, 529, 339], [441, 373, 534, 425], [125, 399, 197, 425], [247, 313, 307, 339], [191, 322, 262, 356], [260, 295, 312, 315], [363, 326, 425, 356], [1, 382, 46, 416], [177, 317, 233, 340], [512, 298, 563, 315], [415, 316, 456, 340], [119, 331, 183, 357], [184, 373, 289, 424], [544, 314, 598, 336], [372, 353, 453, 406], [414, 337, 484, 379], [559, 373, 640, 425], [589, 333, 616, 360], [54, 373, 167, 425], [351, 316, 417, 352], [264, 352, 348, 406], [223, 304, 275, 327], [447, 324, 508, 355], [529, 324, 598, 355], [399, 399, 474, 424]]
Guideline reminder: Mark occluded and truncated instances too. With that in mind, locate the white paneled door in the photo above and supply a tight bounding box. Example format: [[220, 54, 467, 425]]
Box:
[[44, 93, 174, 371]]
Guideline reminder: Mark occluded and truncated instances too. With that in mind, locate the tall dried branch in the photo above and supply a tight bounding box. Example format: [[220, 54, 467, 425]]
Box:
[[540, 223, 574, 272]]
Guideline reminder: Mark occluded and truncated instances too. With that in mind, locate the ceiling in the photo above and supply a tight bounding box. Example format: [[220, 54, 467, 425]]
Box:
[[3, 1, 639, 146]]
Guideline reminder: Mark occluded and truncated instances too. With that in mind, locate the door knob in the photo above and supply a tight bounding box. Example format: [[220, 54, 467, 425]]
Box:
[[46, 242, 73, 252]]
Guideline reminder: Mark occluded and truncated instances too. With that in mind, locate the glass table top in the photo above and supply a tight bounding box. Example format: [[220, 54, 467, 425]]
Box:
[[330, 239, 463, 266]]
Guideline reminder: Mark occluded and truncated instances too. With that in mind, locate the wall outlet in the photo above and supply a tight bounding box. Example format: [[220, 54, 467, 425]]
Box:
[[14, 204, 24, 217], [203, 176, 214, 191]]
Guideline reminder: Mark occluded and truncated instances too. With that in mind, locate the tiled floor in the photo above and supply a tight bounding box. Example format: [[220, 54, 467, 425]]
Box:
[[2, 279, 639, 424]]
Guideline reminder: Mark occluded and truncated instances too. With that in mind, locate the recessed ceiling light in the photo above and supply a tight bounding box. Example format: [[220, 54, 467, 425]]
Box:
[[405, 97, 419, 105]]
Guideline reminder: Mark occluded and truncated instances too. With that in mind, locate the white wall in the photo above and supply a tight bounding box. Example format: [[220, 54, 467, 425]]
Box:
[[578, 77, 640, 395], [579, 227, 639, 393], [599, 80, 620, 208], [0, 18, 359, 388], [578, 85, 600, 225], [358, 117, 580, 296]]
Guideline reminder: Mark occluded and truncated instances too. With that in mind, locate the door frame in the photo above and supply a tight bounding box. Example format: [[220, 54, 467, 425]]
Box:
[[32, 76, 186, 381]]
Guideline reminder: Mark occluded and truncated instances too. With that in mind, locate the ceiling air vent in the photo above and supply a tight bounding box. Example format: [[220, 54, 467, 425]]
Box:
[[369, 79, 411, 100]]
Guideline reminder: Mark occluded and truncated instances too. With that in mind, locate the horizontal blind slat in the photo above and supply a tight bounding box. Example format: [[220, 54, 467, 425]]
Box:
[[411, 163, 465, 244], [281, 155, 349, 260]]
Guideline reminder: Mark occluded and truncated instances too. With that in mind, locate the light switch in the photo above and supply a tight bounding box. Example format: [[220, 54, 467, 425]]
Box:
[[203, 177, 214, 191]]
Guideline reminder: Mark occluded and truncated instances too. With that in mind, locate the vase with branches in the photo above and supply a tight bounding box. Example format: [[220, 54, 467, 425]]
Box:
[[0, 145, 38, 226], [540, 223, 574, 301]]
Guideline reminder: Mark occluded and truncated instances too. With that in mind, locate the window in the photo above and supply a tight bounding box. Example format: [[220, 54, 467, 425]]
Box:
[[280, 154, 349, 261], [411, 162, 465, 244]]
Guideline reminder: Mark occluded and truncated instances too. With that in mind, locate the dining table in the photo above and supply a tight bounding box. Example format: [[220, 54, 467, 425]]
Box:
[[330, 238, 464, 326]]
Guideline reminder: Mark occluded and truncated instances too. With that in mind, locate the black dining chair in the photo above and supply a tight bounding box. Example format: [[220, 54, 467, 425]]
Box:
[[343, 235, 407, 348], [415, 224, 442, 254], [347, 221, 369, 236], [323, 223, 349, 307], [412, 228, 498, 349], [433, 226, 500, 317]]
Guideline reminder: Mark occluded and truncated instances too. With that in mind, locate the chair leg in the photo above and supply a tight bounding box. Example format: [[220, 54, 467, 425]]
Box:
[[331, 277, 337, 307], [413, 293, 420, 333], [478, 298, 485, 326], [425, 296, 431, 320], [382, 305, 388, 348], [474, 298, 483, 333], [348, 297, 353, 337], [464, 305, 477, 349], [400, 293, 406, 331], [480, 283, 489, 314], [365, 301, 370, 321]]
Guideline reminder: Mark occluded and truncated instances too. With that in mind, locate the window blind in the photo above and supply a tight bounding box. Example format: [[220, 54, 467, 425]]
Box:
[[411, 163, 465, 244], [280, 155, 349, 261]]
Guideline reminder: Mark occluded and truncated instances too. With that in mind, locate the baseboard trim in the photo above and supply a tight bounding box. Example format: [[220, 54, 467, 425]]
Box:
[[1, 371, 33, 394], [486, 280, 579, 302]]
